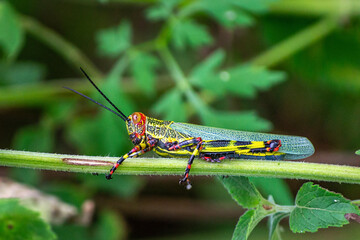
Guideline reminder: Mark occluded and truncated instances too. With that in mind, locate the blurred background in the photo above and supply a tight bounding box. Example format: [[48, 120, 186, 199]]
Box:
[[1, 0, 360, 239]]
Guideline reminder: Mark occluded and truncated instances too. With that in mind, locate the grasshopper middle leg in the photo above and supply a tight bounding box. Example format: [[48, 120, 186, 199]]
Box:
[[167, 137, 203, 189]]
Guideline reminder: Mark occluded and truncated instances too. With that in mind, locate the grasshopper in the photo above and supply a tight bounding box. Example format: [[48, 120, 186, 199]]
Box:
[[65, 69, 315, 189]]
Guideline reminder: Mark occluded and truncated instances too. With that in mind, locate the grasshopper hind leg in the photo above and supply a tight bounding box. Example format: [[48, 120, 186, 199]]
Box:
[[179, 138, 203, 190]]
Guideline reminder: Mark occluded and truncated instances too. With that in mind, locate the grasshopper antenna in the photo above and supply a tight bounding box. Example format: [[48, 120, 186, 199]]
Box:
[[79, 67, 128, 120], [63, 87, 128, 121]]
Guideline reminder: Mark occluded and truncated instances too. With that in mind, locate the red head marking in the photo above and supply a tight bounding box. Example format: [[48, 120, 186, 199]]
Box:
[[131, 112, 146, 127], [128, 112, 147, 137]]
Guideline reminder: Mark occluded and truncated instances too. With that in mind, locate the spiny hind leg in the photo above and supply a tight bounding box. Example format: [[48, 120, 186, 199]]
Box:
[[166, 137, 202, 151], [179, 138, 203, 189], [249, 140, 282, 153]]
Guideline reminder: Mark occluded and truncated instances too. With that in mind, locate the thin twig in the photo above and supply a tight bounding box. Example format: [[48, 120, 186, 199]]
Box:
[[251, 16, 339, 67]]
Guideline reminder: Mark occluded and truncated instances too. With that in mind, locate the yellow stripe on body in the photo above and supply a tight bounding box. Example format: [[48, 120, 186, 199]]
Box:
[[203, 140, 265, 153], [154, 147, 192, 158], [234, 150, 284, 157]]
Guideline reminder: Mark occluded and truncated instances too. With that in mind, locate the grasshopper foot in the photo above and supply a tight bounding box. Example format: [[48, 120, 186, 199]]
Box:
[[179, 177, 192, 190], [105, 174, 112, 180]]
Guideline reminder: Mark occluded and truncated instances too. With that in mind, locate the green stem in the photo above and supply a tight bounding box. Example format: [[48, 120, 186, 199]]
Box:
[[157, 46, 208, 115], [107, 53, 130, 81], [2, 149, 360, 184], [0, 75, 172, 108], [274, 205, 295, 213], [20, 15, 103, 79], [270, 0, 360, 17], [251, 15, 339, 67]]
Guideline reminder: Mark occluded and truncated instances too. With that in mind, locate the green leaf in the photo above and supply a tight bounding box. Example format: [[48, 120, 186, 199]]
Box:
[[96, 21, 132, 57], [171, 19, 213, 50], [268, 211, 289, 240], [218, 176, 263, 208], [152, 89, 187, 122], [221, 65, 286, 98], [202, 109, 272, 132], [233, 0, 277, 13], [0, 199, 56, 240], [146, 0, 180, 21], [191, 62, 285, 98], [0, 2, 24, 59], [290, 182, 360, 233], [130, 52, 159, 95], [0, 61, 46, 86], [190, 51, 285, 98], [232, 206, 273, 240], [356, 149, 360, 155], [197, 0, 253, 28], [181, 0, 276, 27], [189, 49, 225, 87]]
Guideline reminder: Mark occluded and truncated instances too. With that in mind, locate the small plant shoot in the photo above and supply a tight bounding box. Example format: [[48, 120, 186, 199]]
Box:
[[65, 69, 315, 189], [218, 178, 360, 240]]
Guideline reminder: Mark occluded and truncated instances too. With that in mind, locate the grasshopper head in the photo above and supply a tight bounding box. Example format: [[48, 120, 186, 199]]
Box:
[[126, 112, 147, 145]]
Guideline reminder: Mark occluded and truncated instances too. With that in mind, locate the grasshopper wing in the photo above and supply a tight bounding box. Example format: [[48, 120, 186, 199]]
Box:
[[171, 122, 314, 160]]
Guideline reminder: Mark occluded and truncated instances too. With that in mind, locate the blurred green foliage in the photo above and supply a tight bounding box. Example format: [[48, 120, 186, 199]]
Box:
[[53, 210, 126, 240], [1, 0, 360, 239], [0, 199, 56, 240], [0, 2, 24, 59]]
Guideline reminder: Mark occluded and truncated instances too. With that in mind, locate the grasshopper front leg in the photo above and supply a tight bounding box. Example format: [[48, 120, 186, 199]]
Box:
[[106, 138, 158, 179]]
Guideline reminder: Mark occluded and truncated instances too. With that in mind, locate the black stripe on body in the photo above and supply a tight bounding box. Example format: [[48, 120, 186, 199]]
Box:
[[200, 152, 285, 161], [155, 145, 285, 160], [155, 138, 284, 160]]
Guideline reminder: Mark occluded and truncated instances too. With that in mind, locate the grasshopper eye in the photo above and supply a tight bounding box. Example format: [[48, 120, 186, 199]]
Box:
[[132, 113, 140, 124]]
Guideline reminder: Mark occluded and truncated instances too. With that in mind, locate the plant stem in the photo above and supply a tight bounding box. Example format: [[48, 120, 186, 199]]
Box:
[[2, 149, 360, 184], [158, 46, 208, 116], [0, 76, 173, 108], [270, 0, 360, 17], [20, 15, 103, 79], [251, 15, 339, 67]]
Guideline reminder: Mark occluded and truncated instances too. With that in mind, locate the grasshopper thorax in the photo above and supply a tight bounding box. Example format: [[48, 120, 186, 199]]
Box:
[[126, 112, 147, 145]]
